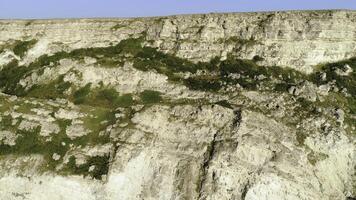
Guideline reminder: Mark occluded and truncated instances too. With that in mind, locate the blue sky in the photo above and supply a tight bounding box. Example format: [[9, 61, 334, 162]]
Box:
[[0, 0, 355, 19]]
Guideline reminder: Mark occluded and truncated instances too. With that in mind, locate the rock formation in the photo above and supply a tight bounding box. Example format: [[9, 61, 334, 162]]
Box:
[[0, 10, 355, 200]]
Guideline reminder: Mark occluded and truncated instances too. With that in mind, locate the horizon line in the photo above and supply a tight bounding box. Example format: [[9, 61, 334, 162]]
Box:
[[0, 9, 354, 21]]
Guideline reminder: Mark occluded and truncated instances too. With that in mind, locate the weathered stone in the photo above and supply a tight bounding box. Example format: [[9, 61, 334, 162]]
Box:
[[52, 153, 61, 161], [335, 108, 345, 124], [0, 131, 18, 146], [0, 10, 354, 200], [335, 64, 353, 76]]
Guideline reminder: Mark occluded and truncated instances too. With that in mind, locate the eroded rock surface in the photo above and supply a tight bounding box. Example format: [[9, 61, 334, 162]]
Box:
[[0, 10, 355, 200]]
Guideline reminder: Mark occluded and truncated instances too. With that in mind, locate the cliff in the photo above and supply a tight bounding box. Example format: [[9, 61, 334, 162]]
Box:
[[1, 10, 355, 72], [0, 10, 355, 200]]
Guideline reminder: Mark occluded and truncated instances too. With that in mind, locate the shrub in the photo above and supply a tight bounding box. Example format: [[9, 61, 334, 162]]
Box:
[[140, 90, 162, 104], [12, 39, 37, 57], [26, 76, 71, 99], [0, 61, 28, 95], [65, 155, 110, 180], [96, 88, 134, 108], [184, 76, 221, 92], [115, 94, 134, 108], [73, 83, 92, 104], [309, 57, 355, 96]]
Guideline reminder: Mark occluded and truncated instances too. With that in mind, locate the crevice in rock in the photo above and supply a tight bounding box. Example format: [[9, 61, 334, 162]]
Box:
[[197, 108, 243, 199], [233, 108, 242, 129], [197, 132, 217, 200], [241, 181, 250, 200], [104, 131, 125, 183]]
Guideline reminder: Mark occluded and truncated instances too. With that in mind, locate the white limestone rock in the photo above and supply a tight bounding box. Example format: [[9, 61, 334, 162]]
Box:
[[0, 10, 355, 200], [0, 130, 18, 146]]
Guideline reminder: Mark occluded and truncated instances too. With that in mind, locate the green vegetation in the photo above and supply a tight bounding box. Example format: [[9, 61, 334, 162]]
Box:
[[0, 34, 354, 100], [0, 115, 14, 130], [0, 37, 143, 95], [32, 36, 142, 68], [134, 46, 198, 73], [73, 83, 92, 104], [0, 121, 71, 170], [12, 39, 37, 58], [140, 90, 162, 104], [65, 155, 110, 180], [218, 36, 258, 46], [75, 106, 115, 145], [1, 36, 353, 126], [307, 58, 356, 118], [178, 56, 308, 92], [0, 114, 72, 170], [129, 42, 310, 92], [0, 36, 354, 118], [111, 23, 126, 31], [0, 127, 42, 155], [307, 151, 328, 166], [311, 57, 355, 96], [0, 33, 355, 181], [296, 131, 307, 146], [0, 100, 113, 178], [0, 100, 10, 113], [184, 75, 222, 91], [71, 86, 134, 109], [24, 20, 35, 26], [26, 75, 71, 100], [0, 35, 308, 96], [0, 60, 28, 95], [95, 89, 134, 108]]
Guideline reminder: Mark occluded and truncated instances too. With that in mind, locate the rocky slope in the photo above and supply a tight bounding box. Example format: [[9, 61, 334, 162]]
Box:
[[0, 10, 355, 200]]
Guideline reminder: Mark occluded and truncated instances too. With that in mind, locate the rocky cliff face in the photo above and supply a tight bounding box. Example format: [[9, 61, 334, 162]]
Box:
[[0, 10, 355, 200], [1, 10, 356, 72]]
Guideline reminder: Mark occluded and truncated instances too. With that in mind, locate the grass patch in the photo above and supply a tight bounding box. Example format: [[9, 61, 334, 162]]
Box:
[[140, 90, 162, 104], [133, 48, 311, 93], [0, 95, 116, 177], [0, 123, 71, 160], [26, 75, 71, 100], [179, 56, 308, 92], [95, 89, 134, 108], [310, 57, 356, 96], [71, 86, 134, 109], [73, 83, 92, 104], [0, 60, 29, 95], [111, 24, 126, 31], [134, 46, 198, 73], [0, 127, 41, 155], [12, 39, 37, 58], [218, 36, 258, 46], [184, 75, 222, 92], [74, 106, 115, 146], [0, 116, 72, 172]]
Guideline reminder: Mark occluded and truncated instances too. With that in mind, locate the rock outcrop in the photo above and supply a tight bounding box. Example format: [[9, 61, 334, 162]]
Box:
[[0, 10, 355, 73], [0, 10, 355, 200]]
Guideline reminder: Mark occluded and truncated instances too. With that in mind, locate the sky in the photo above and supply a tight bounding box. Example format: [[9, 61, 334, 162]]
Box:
[[0, 0, 355, 19]]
